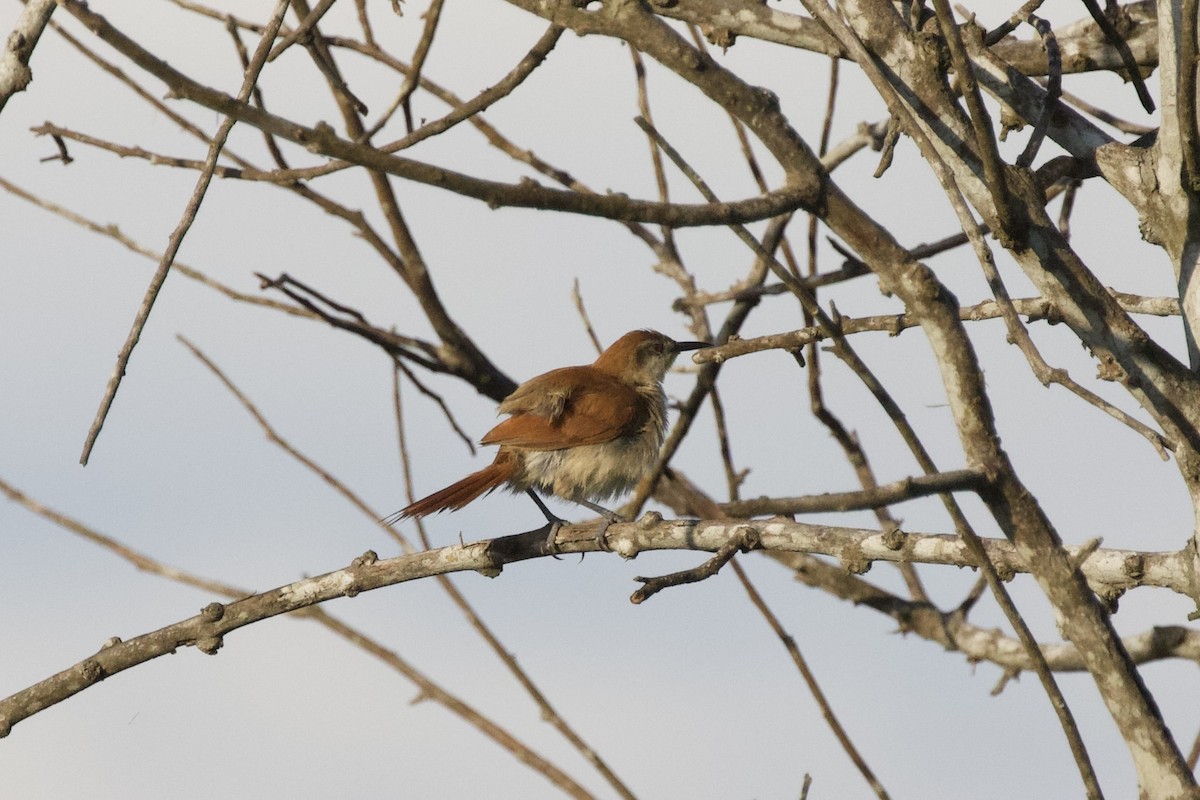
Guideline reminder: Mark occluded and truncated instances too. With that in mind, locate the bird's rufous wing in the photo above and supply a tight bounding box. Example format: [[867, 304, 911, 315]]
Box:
[[482, 368, 644, 450]]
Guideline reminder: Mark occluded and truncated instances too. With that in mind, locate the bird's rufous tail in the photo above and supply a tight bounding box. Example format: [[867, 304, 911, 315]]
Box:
[[387, 452, 516, 523]]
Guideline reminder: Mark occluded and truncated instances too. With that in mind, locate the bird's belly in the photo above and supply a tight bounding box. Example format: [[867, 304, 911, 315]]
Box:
[[519, 436, 659, 503]]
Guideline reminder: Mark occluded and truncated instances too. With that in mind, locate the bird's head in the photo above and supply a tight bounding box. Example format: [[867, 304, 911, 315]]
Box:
[[593, 330, 709, 385]]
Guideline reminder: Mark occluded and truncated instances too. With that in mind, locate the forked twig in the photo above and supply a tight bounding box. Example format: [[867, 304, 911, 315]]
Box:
[[632, 528, 757, 603], [360, 0, 445, 139]]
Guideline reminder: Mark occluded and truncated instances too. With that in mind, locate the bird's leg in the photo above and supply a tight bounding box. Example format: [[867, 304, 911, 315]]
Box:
[[571, 498, 625, 552], [525, 489, 568, 554]]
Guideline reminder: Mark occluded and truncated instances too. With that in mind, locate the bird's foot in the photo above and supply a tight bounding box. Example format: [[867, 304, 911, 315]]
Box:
[[543, 518, 566, 558], [592, 510, 626, 552]]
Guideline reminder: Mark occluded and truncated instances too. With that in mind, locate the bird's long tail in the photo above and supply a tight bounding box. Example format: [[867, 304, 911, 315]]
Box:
[[386, 452, 517, 524]]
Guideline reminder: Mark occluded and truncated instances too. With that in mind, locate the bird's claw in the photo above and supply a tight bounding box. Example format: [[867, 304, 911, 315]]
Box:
[[593, 511, 626, 552], [543, 519, 565, 559]]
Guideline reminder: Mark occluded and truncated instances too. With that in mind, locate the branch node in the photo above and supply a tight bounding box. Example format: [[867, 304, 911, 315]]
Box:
[[195, 636, 224, 656], [200, 602, 225, 622], [80, 658, 107, 684], [100, 636, 122, 650], [610, 534, 641, 560], [990, 667, 1021, 696], [476, 562, 503, 578], [637, 510, 663, 528], [1095, 586, 1123, 613], [880, 525, 905, 551], [838, 549, 871, 575], [739, 525, 762, 551], [1069, 538, 1103, 571]]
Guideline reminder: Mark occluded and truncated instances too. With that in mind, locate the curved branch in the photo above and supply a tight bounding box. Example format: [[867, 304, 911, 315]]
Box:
[[0, 478, 592, 798], [3, 512, 1195, 738]]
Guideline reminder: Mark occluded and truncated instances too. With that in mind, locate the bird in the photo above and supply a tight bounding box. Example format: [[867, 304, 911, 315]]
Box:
[[388, 329, 709, 551]]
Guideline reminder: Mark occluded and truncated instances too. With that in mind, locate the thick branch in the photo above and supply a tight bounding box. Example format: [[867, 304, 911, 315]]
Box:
[[774, 551, 1200, 672], [4, 514, 1195, 737], [653, 0, 1158, 77], [0, 0, 55, 113]]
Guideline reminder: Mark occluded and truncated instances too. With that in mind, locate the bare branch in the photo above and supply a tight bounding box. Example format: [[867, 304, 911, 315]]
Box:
[[55, 1, 816, 230], [78, 0, 291, 466], [0, 477, 593, 798], [724, 469, 987, 516], [0, 0, 55, 113], [732, 559, 892, 799], [360, 0, 444, 139]]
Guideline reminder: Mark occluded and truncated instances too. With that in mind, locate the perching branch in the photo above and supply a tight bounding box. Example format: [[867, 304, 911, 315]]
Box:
[[4, 509, 1197, 738]]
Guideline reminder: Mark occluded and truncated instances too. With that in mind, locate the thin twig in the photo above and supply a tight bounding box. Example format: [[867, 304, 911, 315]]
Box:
[[178, 335, 411, 554], [723, 469, 986, 516], [1058, 179, 1081, 239], [571, 279, 604, 356], [1079, 0, 1155, 112], [267, 0, 335, 61], [694, 293, 1180, 360], [802, 53, 928, 602], [983, 0, 1047, 45], [673, 263, 869, 309], [630, 46, 681, 263], [931, 0, 1020, 239], [78, 0, 291, 466], [686, 24, 805, 279], [360, 0, 446, 139], [1015, 15, 1060, 168], [631, 529, 756, 603], [224, 16, 292, 170], [0, 175, 309, 318], [354, 0, 376, 47], [390, 356, 476, 455], [255, 272, 443, 371], [649, 471, 893, 798], [731, 559, 892, 800], [1044, 81, 1155, 135]]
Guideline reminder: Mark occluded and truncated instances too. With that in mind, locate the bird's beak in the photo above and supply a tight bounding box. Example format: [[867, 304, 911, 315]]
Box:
[[673, 340, 710, 352]]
